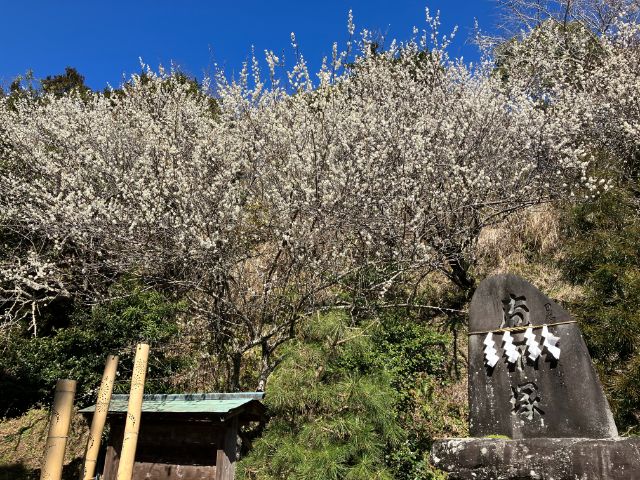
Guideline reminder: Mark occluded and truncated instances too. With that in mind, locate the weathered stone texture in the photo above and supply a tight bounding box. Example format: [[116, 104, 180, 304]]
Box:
[[468, 274, 617, 439], [432, 275, 639, 480], [431, 437, 640, 480]]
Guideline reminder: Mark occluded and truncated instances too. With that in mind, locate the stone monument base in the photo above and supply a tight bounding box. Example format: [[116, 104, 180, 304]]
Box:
[[431, 437, 640, 480]]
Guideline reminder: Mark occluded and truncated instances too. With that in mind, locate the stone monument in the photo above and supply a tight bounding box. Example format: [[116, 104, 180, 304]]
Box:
[[431, 274, 640, 479]]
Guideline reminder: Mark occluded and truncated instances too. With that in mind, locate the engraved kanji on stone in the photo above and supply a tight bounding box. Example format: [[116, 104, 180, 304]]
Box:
[[510, 382, 543, 421], [502, 294, 530, 328]]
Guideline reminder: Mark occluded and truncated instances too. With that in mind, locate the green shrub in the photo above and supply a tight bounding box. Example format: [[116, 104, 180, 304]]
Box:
[[562, 190, 640, 433], [0, 279, 188, 417], [238, 309, 456, 479], [373, 310, 462, 479], [238, 312, 402, 480]]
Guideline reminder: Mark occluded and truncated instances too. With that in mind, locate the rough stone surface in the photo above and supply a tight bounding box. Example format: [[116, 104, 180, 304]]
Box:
[[431, 437, 640, 480], [468, 274, 617, 439]]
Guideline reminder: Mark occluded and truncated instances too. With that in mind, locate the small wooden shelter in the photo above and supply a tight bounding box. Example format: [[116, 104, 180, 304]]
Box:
[[80, 392, 265, 480]]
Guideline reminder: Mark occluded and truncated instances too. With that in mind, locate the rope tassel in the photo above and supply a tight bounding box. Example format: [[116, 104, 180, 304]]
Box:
[[524, 327, 542, 361], [483, 332, 500, 368], [542, 325, 561, 360], [502, 331, 520, 364]]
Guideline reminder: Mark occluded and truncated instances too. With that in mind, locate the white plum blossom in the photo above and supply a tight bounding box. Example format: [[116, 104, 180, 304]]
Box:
[[1, 8, 638, 388]]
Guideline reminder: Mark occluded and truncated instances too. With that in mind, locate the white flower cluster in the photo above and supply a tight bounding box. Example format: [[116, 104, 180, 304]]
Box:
[[524, 327, 542, 361], [1, 9, 638, 386]]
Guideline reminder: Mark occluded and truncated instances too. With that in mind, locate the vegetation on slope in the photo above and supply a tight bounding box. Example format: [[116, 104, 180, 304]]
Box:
[[562, 189, 640, 433], [1, 1, 640, 478]]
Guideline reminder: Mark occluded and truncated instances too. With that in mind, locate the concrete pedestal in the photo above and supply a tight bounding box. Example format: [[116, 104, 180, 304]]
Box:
[[431, 437, 640, 480]]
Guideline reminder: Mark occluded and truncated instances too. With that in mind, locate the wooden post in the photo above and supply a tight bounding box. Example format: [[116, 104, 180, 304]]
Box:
[[216, 416, 239, 480], [82, 355, 119, 480], [40, 379, 76, 480], [116, 344, 149, 480]]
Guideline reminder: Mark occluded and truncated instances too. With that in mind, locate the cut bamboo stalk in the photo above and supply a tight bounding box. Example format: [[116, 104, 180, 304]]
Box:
[[82, 354, 119, 480], [40, 379, 76, 480], [116, 343, 149, 480]]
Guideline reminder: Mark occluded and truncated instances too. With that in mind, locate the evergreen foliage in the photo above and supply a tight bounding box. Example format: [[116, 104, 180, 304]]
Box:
[[375, 311, 463, 480], [562, 189, 640, 433], [0, 279, 188, 417], [238, 312, 402, 480], [40, 67, 90, 98], [238, 310, 458, 479]]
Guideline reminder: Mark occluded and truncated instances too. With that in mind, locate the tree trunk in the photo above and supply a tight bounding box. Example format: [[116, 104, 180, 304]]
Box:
[[446, 256, 475, 294], [256, 340, 270, 392], [231, 352, 242, 392]]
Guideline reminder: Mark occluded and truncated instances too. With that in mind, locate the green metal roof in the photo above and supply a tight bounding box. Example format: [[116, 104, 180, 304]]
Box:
[[79, 392, 265, 416]]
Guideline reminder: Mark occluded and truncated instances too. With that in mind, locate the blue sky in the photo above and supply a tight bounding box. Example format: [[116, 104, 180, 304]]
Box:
[[1, 1, 498, 90]]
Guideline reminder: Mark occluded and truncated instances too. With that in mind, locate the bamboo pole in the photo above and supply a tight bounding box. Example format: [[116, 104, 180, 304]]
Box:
[[82, 355, 119, 480], [40, 379, 76, 480], [116, 343, 149, 480]]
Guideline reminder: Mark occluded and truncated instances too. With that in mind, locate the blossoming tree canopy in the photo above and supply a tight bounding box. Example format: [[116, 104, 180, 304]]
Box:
[[1, 8, 637, 388]]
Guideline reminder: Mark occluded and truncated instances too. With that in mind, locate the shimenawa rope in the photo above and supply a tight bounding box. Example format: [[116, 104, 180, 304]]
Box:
[[468, 319, 577, 336]]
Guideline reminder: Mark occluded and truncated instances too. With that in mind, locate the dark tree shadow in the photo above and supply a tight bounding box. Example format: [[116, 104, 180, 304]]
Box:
[[0, 464, 37, 480], [0, 458, 83, 480]]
